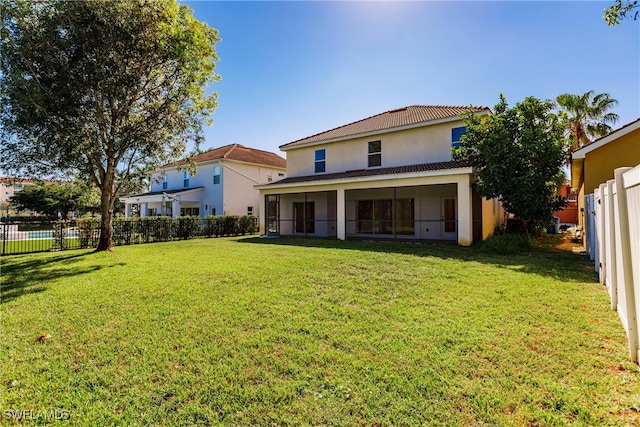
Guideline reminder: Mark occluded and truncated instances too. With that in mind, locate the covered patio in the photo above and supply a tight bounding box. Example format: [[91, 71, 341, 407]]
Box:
[[120, 187, 205, 218], [258, 163, 496, 246]]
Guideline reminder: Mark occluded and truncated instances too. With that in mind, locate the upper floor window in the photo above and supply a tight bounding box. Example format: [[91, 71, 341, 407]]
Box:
[[315, 149, 326, 173], [14, 184, 23, 190], [213, 166, 221, 184], [247, 206, 254, 216], [183, 171, 189, 187], [451, 126, 466, 151], [368, 141, 381, 168], [162, 174, 168, 190], [278, 172, 285, 177]]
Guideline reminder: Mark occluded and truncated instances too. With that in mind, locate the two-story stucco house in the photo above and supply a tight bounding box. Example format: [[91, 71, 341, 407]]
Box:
[[121, 144, 286, 218], [257, 105, 504, 246]]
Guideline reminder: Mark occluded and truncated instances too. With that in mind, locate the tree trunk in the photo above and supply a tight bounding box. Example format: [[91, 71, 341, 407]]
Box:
[[96, 168, 116, 251]]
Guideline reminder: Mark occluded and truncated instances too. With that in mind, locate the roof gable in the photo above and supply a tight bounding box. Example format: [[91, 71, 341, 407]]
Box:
[[572, 118, 640, 160], [166, 144, 286, 169], [280, 105, 490, 150]]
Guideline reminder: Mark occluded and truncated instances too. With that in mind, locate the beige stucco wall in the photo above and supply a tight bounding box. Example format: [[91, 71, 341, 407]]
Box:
[[284, 120, 463, 177], [222, 160, 285, 216], [481, 197, 504, 240]]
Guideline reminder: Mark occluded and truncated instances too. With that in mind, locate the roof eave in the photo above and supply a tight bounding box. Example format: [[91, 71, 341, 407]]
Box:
[[280, 110, 490, 151], [255, 166, 474, 190]]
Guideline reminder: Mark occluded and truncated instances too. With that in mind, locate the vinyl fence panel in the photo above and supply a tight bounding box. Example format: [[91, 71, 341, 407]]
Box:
[[604, 181, 618, 310], [622, 165, 640, 363], [594, 186, 605, 283], [585, 194, 597, 265], [613, 167, 637, 362]]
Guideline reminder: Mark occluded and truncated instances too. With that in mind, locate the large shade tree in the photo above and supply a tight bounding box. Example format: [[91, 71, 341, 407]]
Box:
[[0, 0, 220, 250], [454, 95, 568, 233], [556, 91, 619, 152]]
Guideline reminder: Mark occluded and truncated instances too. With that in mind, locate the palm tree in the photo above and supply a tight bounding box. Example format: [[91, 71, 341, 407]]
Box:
[[556, 90, 619, 152]]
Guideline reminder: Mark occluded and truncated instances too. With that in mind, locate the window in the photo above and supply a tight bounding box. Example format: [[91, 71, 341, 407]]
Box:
[[247, 206, 253, 216], [315, 149, 326, 173], [368, 141, 381, 167], [356, 198, 414, 235], [293, 202, 315, 234], [268, 172, 273, 182], [180, 207, 199, 216], [451, 126, 466, 150], [278, 172, 285, 177], [183, 171, 189, 187], [213, 166, 221, 184], [162, 174, 168, 190], [14, 184, 22, 190]]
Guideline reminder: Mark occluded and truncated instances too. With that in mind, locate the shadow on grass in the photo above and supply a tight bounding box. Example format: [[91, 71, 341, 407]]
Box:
[[237, 236, 598, 284], [1, 252, 105, 304]]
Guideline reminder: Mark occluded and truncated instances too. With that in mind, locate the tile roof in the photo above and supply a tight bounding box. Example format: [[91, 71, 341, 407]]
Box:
[[261, 160, 471, 186], [281, 105, 489, 149], [168, 144, 286, 169], [128, 187, 205, 198]]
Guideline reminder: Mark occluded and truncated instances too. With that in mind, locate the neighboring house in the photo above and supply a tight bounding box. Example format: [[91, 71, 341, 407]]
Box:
[[553, 182, 578, 225], [120, 144, 286, 218], [571, 118, 640, 242], [0, 177, 37, 214], [256, 105, 505, 246]]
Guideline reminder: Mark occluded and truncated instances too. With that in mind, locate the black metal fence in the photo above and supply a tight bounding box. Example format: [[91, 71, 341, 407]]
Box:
[[0, 216, 258, 256]]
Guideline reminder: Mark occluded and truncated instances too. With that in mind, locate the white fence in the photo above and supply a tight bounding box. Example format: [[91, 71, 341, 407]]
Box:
[[590, 165, 640, 363]]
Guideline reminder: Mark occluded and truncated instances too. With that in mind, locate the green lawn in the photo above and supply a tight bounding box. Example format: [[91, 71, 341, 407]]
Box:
[[1, 237, 638, 425]]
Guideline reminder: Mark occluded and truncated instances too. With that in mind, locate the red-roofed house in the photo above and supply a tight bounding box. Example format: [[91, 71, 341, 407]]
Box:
[[256, 105, 505, 245], [120, 144, 286, 218]]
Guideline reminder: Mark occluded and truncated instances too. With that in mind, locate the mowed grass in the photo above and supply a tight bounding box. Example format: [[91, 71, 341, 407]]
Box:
[[1, 237, 639, 426]]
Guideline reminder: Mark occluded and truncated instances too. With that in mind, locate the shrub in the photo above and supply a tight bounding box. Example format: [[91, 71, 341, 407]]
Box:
[[238, 215, 257, 235], [173, 216, 201, 239], [113, 218, 135, 245], [222, 215, 239, 236], [203, 215, 222, 237], [477, 233, 531, 254]]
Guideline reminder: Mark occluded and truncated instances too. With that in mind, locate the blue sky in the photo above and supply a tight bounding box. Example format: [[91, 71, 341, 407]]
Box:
[[185, 1, 640, 156]]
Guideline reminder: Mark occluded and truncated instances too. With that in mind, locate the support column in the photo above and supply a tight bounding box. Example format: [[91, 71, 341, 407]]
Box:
[[124, 203, 131, 218], [457, 177, 472, 246], [259, 193, 266, 235], [172, 199, 181, 218], [337, 187, 346, 240], [141, 203, 148, 218]]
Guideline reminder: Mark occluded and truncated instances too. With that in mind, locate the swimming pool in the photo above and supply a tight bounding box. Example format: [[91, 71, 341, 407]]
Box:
[[28, 231, 78, 239]]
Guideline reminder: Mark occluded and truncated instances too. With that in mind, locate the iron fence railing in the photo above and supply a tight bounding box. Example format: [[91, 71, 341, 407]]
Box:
[[0, 216, 258, 256]]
